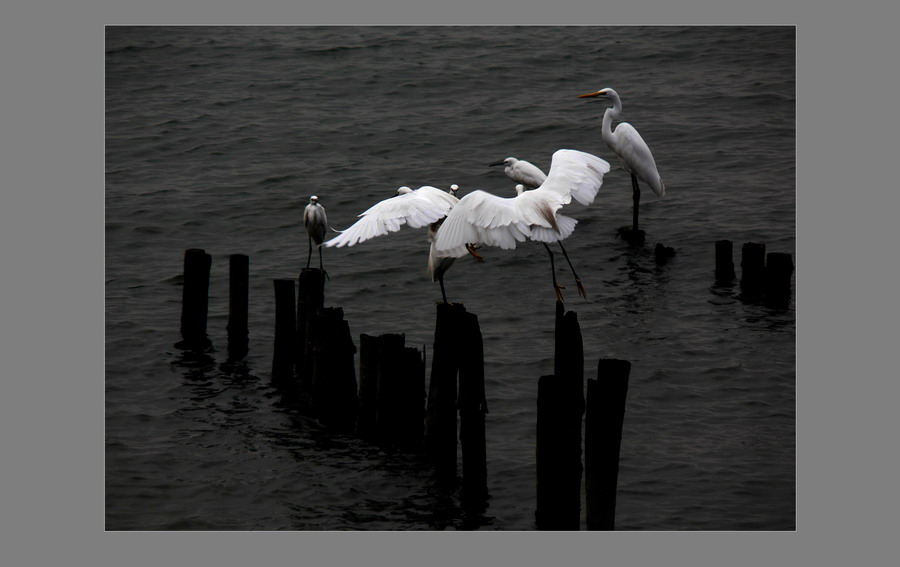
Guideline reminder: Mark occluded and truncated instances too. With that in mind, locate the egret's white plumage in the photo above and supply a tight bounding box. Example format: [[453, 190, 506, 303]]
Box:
[[324, 185, 461, 251], [489, 157, 548, 189], [304, 195, 328, 271], [434, 149, 610, 300], [435, 149, 609, 254], [324, 184, 474, 303], [578, 87, 664, 233]]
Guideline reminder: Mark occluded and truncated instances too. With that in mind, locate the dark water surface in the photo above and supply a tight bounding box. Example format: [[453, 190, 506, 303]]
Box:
[[106, 26, 795, 530]]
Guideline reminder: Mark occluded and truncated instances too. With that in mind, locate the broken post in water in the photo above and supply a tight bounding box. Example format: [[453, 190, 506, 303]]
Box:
[[180, 248, 212, 347], [426, 302, 467, 482], [741, 242, 766, 292], [585, 359, 631, 530], [296, 268, 326, 387], [272, 279, 296, 380], [715, 240, 736, 282], [764, 252, 794, 308], [309, 306, 359, 427], [227, 254, 249, 360], [374, 333, 406, 445], [536, 301, 585, 530], [458, 310, 488, 501], [357, 333, 380, 440]]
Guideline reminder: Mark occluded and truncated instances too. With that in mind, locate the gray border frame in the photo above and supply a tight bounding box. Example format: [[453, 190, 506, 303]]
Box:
[[4, 0, 896, 565]]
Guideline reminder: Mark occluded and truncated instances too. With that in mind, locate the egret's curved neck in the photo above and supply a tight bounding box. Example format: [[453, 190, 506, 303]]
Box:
[[601, 95, 622, 143]]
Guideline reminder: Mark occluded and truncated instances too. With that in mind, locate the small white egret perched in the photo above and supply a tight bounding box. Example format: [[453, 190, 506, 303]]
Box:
[[324, 184, 479, 303], [303, 195, 328, 272], [434, 149, 611, 301], [578, 87, 664, 235], [489, 156, 547, 189]]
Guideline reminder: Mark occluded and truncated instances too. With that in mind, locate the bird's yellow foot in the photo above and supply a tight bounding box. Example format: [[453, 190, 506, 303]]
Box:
[[554, 283, 566, 303], [466, 244, 485, 263]]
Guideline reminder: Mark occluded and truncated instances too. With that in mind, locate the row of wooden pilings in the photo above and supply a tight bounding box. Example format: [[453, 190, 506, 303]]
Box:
[[178, 248, 632, 529], [715, 240, 794, 305]]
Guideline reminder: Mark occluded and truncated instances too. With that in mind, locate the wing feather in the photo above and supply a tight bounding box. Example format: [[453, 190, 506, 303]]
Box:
[[325, 186, 458, 248], [433, 190, 532, 255], [538, 149, 611, 206]]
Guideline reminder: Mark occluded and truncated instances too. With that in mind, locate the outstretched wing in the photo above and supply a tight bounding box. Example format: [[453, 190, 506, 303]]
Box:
[[538, 149, 611, 206], [433, 188, 570, 255], [324, 186, 458, 248]]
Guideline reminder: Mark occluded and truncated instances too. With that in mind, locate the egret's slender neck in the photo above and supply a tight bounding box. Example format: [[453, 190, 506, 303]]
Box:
[[600, 93, 623, 144]]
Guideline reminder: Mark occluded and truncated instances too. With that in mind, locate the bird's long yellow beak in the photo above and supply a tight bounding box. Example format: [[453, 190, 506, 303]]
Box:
[[577, 91, 601, 98]]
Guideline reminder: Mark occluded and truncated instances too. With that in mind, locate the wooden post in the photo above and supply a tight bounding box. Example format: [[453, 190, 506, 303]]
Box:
[[296, 268, 326, 388], [375, 333, 406, 445], [741, 242, 766, 291], [426, 302, 465, 481], [536, 301, 585, 530], [310, 307, 358, 427], [459, 311, 488, 500], [272, 279, 296, 380], [180, 248, 212, 346], [715, 240, 736, 282], [398, 345, 426, 449], [227, 254, 249, 360], [764, 252, 794, 307], [585, 359, 631, 530], [357, 333, 380, 440]]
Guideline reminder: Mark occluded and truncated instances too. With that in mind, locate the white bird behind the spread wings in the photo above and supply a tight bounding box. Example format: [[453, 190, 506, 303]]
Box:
[[433, 149, 610, 257], [490, 157, 548, 189]]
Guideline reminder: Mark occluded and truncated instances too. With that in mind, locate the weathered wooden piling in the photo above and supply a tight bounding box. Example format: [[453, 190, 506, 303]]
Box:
[[764, 252, 794, 307], [536, 301, 585, 530], [426, 302, 466, 481], [398, 345, 427, 448], [357, 333, 380, 439], [715, 240, 736, 281], [458, 311, 488, 500], [741, 242, 766, 290], [272, 279, 296, 380], [374, 333, 406, 444], [585, 359, 631, 530], [180, 248, 212, 345], [296, 268, 326, 387], [227, 254, 249, 360], [309, 306, 358, 426]]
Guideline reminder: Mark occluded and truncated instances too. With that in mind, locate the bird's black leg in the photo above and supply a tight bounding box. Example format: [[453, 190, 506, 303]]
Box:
[[632, 172, 641, 232], [438, 273, 448, 304], [543, 242, 565, 302], [307, 237, 312, 268], [557, 240, 588, 300], [318, 246, 330, 280]]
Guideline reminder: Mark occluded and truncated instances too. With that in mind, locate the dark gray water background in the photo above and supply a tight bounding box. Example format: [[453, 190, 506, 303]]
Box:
[[105, 25, 795, 530]]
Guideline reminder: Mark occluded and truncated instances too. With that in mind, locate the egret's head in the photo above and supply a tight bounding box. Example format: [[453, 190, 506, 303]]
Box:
[[515, 184, 525, 196], [397, 186, 413, 195], [309, 195, 319, 204], [489, 157, 515, 167], [578, 87, 615, 100], [449, 184, 459, 197]]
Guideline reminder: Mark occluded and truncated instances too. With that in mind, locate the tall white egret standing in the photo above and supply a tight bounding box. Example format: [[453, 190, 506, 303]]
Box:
[[488, 156, 547, 189], [324, 185, 478, 303], [304, 195, 328, 272], [434, 149, 610, 301], [577, 87, 664, 235]]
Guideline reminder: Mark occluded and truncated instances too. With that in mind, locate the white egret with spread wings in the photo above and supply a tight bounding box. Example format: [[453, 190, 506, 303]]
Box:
[[324, 185, 479, 303], [435, 149, 610, 301]]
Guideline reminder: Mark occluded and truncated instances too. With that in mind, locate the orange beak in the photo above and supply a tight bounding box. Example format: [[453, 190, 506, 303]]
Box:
[[577, 91, 600, 98]]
